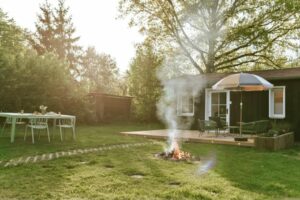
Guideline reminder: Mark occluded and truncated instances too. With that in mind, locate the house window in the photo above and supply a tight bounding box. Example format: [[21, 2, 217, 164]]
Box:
[[269, 86, 285, 119], [177, 94, 194, 116]]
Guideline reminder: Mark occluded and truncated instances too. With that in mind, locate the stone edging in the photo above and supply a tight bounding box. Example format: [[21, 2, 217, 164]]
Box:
[[1, 141, 161, 168]]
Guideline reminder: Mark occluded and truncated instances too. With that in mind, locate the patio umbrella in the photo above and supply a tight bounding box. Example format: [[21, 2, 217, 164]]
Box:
[[212, 73, 273, 136]]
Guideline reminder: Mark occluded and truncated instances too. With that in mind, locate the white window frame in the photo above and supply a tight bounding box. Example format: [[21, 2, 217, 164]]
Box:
[[269, 86, 286, 119], [205, 89, 230, 125], [177, 94, 194, 116]]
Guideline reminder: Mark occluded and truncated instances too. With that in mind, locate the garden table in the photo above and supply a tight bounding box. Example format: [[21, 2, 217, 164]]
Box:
[[0, 112, 76, 143], [228, 125, 240, 134]]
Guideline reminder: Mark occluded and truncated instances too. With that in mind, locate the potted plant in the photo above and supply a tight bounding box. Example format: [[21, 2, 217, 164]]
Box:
[[39, 105, 48, 115]]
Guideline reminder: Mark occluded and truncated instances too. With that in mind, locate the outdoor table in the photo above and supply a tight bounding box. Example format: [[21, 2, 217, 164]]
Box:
[[229, 126, 240, 134], [0, 112, 76, 143]]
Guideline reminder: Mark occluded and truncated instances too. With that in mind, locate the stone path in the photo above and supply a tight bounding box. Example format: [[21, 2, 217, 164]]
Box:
[[0, 141, 160, 168]]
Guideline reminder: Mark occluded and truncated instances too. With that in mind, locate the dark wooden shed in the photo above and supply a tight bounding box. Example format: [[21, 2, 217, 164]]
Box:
[[88, 93, 133, 122], [168, 67, 300, 141]]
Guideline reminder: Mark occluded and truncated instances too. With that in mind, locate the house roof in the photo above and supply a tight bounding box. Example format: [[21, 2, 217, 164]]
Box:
[[88, 92, 133, 99], [170, 67, 300, 86], [239, 67, 300, 80]]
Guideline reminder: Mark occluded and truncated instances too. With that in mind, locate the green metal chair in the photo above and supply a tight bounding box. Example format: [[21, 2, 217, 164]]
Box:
[[241, 120, 270, 134], [219, 119, 229, 134], [198, 119, 218, 136]]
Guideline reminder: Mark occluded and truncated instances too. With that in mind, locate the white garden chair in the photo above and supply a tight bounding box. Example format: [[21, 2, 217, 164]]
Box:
[[24, 118, 50, 144], [1, 117, 26, 135], [56, 118, 76, 141]]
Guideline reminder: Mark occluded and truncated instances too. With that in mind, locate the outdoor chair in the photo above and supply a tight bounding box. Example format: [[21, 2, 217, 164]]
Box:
[[1, 117, 26, 135], [219, 119, 229, 134], [56, 118, 76, 141], [209, 116, 228, 134], [198, 119, 218, 136], [24, 118, 50, 144], [241, 120, 270, 135], [240, 121, 255, 134], [255, 120, 271, 134]]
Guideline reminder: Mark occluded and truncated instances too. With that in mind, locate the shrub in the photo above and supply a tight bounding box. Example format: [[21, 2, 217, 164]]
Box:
[[262, 121, 292, 137]]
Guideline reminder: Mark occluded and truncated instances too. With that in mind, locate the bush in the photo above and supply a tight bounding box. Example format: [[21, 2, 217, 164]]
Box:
[[262, 121, 292, 137], [0, 50, 96, 123], [271, 120, 292, 132]]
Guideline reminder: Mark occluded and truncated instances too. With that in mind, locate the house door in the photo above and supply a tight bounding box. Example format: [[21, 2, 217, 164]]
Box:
[[205, 89, 230, 125]]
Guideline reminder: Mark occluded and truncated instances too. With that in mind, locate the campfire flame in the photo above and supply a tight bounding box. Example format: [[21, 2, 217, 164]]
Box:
[[155, 140, 196, 162], [167, 140, 191, 160], [172, 141, 182, 159]]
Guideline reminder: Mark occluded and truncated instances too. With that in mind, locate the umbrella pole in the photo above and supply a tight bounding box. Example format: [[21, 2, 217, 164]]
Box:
[[240, 92, 243, 136]]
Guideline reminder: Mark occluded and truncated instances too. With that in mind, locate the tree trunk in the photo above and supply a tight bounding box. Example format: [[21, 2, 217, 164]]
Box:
[[207, 41, 216, 73], [206, 0, 218, 73]]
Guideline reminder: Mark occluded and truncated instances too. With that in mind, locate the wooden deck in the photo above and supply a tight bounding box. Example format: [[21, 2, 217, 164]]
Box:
[[121, 129, 254, 147]]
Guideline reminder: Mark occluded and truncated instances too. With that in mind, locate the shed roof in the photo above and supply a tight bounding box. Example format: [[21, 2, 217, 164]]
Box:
[[88, 92, 133, 99]]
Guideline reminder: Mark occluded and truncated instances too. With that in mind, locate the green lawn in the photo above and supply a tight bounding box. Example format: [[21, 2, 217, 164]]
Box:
[[0, 123, 300, 200]]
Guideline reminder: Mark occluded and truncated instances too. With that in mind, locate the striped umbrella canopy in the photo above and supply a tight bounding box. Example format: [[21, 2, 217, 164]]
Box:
[[212, 73, 273, 136], [212, 73, 273, 91]]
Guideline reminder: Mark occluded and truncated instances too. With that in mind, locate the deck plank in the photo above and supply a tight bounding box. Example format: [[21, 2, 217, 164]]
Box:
[[121, 129, 254, 147]]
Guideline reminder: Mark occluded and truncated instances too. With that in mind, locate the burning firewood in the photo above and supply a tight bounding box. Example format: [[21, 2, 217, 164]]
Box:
[[155, 140, 196, 161]]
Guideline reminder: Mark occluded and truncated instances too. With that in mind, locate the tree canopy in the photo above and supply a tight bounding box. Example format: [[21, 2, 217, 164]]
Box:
[[128, 42, 162, 121], [81, 47, 120, 94], [29, 0, 81, 74], [0, 8, 92, 122], [119, 0, 300, 73], [0, 9, 24, 54]]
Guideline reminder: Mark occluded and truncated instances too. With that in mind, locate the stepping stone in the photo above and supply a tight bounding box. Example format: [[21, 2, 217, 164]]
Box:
[[130, 174, 144, 179]]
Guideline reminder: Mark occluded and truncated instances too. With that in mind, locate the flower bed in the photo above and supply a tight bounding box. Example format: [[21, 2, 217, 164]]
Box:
[[254, 132, 294, 151]]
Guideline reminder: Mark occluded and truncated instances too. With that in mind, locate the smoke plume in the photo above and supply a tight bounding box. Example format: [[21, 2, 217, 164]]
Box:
[[156, 54, 206, 152]]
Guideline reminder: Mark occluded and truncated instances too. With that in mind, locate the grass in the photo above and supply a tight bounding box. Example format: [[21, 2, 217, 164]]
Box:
[[0, 122, 300, 200], [0, 122, 163, 160]]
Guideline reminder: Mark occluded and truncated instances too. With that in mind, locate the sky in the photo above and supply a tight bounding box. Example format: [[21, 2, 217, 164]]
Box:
[[0, 0, 143, 72]]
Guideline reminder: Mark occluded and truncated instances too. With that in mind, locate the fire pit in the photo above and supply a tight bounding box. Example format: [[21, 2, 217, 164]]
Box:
[[155, 141, 199, 162]]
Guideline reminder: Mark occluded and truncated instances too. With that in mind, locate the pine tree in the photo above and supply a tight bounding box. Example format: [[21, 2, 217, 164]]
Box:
[[30, 1, 55, 55], [53, 0, 80, 72], [31, 0, 81, 73]]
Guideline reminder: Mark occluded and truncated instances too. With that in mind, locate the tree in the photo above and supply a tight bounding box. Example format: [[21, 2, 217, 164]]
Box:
[[0, 8, 95, 123], [0, 9, 24, 54], [53, 0, 81, 72], [128, 43, 162, 121], [81, 47, 119, 94], [30, 0, 81, 73], [29, 1, 55, 55], [119, 0, 300, 73], [0, 8, 24, 112]]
